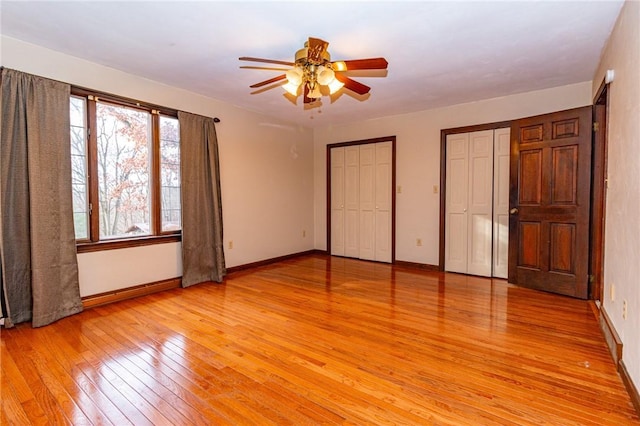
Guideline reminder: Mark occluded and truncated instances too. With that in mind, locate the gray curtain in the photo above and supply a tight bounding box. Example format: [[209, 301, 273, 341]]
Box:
[[0, 68, 83, 327], [178, 111, 225, 287]]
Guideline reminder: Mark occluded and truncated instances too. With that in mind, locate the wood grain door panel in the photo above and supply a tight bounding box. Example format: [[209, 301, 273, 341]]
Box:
[[519, 149, 543, 205], [551, 145, 578, 204], [549, 222, 575, 274], [518, 221, 541, 270], [509, 106, 592, 299]]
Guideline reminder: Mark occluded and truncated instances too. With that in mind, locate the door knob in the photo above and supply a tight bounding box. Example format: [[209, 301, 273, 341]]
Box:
[[510, 208, 519, 215]]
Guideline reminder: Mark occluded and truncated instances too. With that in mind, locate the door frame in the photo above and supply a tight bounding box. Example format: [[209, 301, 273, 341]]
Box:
[[439, 103, 609, 300], [326, 136, 397, 262], [438, 121, 511, 271], [590, 79, 610, 302]]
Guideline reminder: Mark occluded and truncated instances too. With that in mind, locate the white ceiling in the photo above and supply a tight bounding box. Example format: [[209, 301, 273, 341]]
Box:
[[0, 1, 623, 128]]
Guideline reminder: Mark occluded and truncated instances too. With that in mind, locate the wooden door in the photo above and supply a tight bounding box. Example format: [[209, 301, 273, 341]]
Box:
[[374, 142, 392, 262], [508, 106, 592, 299]]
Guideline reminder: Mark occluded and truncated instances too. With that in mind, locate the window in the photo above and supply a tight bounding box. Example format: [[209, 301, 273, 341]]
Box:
[[97, 102, 152, 239], [70, 91, 181, 249], [159, 116, 181, 232], [70, 96, 89, 240]]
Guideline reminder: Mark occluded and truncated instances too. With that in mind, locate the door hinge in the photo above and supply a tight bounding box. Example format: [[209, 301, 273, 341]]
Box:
[[89, 203, 93, 216], [589, 274, 595, 283], [593, 122, 599, 132]]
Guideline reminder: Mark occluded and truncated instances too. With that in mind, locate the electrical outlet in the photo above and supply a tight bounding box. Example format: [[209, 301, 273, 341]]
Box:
[[397, 185, 402, 194], [302, 230, 306, 238], [433, 185, 439, 194], [416, 238, 422, 247], [228, 240, 233, 250], [622, 300, 628, 320]]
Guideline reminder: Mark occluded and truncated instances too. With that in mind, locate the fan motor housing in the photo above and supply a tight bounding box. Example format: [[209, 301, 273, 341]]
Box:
[[295, 48, 331, 66]]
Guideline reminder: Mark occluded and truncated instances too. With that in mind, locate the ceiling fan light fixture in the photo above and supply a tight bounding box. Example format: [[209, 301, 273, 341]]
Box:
[[282, 81, 301, 96], [285, 67, 303, 85], [328, 78, 345, 95], [317, 66, 336, 86], [241, 37, 388, 106]]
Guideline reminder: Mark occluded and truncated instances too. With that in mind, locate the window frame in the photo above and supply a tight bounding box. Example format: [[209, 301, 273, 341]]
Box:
[[71, 86, 181, 253]]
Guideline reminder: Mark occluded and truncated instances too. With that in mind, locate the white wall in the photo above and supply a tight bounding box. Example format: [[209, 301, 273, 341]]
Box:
[[77, 243, 182, 296], [313, 82, 593, 265], [1, 36, 315, 297], [592, 0, 640, 392]]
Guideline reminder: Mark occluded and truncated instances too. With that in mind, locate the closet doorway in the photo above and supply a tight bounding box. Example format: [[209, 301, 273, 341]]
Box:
[[327, 136, 396, 263], [440, 123, 511, 278]]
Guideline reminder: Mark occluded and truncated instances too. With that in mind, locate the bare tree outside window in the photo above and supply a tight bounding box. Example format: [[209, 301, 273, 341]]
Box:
[[70, 96, 88, 240], [70, 90, 181, 246], [96, 102, 151, 239], [160, 116, 181, 232]]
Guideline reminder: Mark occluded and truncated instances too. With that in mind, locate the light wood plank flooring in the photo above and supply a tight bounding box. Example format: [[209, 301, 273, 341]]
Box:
[[1, 254, 638, 425]]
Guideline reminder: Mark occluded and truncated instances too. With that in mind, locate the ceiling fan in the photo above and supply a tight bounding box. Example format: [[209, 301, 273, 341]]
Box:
[[239, 37, 388, 105]]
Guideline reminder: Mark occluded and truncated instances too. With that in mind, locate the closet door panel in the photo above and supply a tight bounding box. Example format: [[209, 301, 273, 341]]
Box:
[[331, 148, 345, 256], [359, 144, 376, 260], [445, 133, 469, 273], [330, 140, 393, 264], [493, 128, 510, 278], [467, 130, 494, 276], [447, 213, 467, 271], [446, 129, 510, 278], [344, 146, 360, 257], [374, 142, 392, 262]]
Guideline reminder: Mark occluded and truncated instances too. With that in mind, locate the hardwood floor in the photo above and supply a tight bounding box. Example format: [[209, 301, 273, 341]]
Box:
[[1, 254, 638, 425]]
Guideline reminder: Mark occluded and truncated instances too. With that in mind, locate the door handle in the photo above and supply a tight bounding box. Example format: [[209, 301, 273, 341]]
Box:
[[510, 208, 519, 215]]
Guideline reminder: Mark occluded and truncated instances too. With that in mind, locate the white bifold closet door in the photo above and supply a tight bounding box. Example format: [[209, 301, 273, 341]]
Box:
[[492, 128, 510, 278], [331, 141, 392, 263], [445, 128, 509, 278], [331, 148, 346, 256]]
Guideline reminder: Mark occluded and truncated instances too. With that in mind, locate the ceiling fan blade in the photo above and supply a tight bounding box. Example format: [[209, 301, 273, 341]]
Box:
[[239, 57, 295, 67], [307, 37, 329, 64], [249, 74, 287, 88], [333, 58, 388, 71], [240, 66, 291, 71], [334, 74, 371, 95]]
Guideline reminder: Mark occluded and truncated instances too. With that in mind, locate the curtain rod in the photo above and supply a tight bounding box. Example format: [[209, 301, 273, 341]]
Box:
[[2, 67, 223, 123]]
